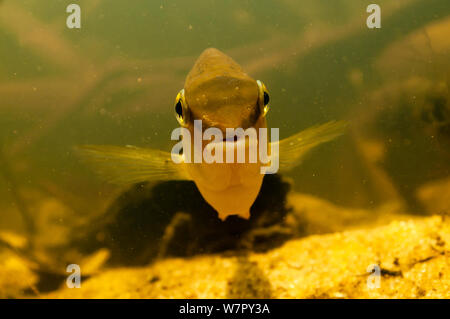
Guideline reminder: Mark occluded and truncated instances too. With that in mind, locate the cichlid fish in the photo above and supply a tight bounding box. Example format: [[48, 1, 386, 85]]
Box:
[[77, 48, 346, 221]]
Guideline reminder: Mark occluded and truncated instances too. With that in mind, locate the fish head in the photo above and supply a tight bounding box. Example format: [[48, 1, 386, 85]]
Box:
[[175, 48, 270, 133]]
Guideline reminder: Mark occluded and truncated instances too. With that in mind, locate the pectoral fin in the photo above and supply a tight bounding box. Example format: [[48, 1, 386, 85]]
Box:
[[75, 145, 190, 185], [274, 120, 347, 172]]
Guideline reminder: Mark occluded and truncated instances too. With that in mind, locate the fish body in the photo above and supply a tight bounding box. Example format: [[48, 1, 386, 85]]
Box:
[[77, 48, 346, 220], [181, 48, 266, 219]]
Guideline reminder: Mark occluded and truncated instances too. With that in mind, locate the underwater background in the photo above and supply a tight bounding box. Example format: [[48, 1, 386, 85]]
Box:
[[0, 0, 449, 297]]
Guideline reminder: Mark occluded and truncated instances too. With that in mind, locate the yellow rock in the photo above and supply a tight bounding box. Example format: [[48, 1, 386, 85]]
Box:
[[43, 215, 449, 299]]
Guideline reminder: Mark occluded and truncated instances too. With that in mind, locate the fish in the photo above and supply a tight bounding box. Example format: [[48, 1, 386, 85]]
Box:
[[76, 48, 347, 221]]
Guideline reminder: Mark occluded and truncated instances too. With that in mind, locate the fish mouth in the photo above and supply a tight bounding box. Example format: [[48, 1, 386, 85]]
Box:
[[222, 136, 239, 142], [205, 134, 255, 152]]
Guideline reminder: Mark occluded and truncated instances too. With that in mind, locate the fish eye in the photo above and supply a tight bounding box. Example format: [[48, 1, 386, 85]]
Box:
[[263, 91, 270, 106], [175, 100, 183, 118], [257, 80, 270, 116], [174, 89, 188, 126]]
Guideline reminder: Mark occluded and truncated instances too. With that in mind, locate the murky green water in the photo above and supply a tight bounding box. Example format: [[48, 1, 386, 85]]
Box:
[[0, 1, 449, 294]]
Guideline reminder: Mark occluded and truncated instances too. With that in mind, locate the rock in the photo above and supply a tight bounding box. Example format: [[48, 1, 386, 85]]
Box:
[[0, 250, 37, 298], [417, 177, 450, 214], [288, 192, 408, 235], [43, 215, 450, 298]]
